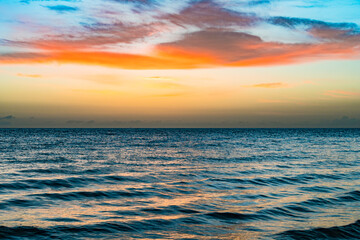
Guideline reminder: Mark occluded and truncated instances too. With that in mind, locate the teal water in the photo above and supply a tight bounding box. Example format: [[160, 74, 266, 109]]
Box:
[[0, 129, 359, 239]]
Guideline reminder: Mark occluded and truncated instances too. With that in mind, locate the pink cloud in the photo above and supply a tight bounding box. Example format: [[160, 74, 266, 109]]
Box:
[[324, 90, 360, 98]]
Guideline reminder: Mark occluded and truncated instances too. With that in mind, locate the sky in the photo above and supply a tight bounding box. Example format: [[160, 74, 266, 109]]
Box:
[[0, 0, 359, 128]]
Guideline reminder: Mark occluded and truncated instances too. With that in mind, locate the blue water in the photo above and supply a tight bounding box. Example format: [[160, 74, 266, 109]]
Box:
[[0, 128, 359, 239]]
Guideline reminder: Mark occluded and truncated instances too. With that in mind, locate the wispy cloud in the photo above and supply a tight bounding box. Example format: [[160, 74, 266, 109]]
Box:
[[245, 82, 288, 88], [45, 5, 79, 13], [324, 90, 360, 98], [0, 115, 15, 120], [17, 73, 42, 78]]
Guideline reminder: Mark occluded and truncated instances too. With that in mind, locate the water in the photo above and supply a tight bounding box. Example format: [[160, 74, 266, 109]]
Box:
[[0, 128, 359, 239]]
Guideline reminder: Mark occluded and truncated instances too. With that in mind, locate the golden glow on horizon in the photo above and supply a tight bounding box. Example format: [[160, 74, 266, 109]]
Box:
[[0, 60, 359, 128]]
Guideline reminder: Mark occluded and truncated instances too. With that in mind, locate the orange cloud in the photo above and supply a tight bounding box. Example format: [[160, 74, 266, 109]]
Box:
[[56, 50, 217, 69], [245, 82, 288, 88], [1, 27, 359, 69], [17, 73, 42, 78], [0, 47, 218, 69]]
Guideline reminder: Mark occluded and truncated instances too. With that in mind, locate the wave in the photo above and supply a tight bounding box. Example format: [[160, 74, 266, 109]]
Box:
[[0, 128, 359, 239], [275, 219, 360, 239], [0, 222, 136, 239], [205, 211, 271, 221], [208, 172, 349, 187], [0, 174, 152, 193]]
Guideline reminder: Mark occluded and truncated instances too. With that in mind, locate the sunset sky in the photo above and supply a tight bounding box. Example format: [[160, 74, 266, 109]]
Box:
[[0, 0, 359, 127]]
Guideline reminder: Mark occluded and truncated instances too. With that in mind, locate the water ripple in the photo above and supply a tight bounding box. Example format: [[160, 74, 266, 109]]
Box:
[[0, 128, 359, 239]]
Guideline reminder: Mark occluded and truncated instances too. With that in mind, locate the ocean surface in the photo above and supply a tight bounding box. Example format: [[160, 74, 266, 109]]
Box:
[[0, 128, 359, 239]]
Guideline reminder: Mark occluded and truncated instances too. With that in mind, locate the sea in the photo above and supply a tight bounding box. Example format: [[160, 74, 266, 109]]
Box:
[[0, 128, 359, 239]]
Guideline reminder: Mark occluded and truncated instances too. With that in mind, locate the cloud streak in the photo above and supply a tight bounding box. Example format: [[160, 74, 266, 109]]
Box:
[[17, 73, 42, 78], [45, 5, 79, 13], [246, 82, 288, 88], [0, 115, 15, 120], [324, 90, 360, 98]]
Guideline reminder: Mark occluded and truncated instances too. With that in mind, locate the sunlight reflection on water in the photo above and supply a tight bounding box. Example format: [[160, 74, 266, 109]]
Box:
[[0, 128, 359, 239]]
